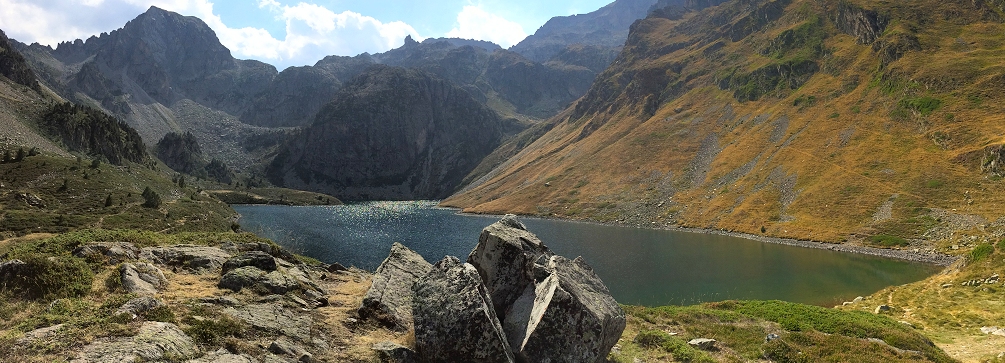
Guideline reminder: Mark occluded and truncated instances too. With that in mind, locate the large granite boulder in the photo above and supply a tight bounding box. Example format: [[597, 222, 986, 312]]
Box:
[[503, 255, 625, 363], [114, 296, 165, 320], [120, 263, 167, 296], [141, 245, 231, 272], [467, 214, 553, 319], [359, 243, 432, 330], [412, 256, 515, 363]]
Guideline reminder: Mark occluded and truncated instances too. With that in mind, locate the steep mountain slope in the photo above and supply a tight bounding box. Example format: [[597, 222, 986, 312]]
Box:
[[267, 66, 504, 200], [446, 0, 1005, 250], [0, 29, 40, 93], [510, 0, 659, 63]]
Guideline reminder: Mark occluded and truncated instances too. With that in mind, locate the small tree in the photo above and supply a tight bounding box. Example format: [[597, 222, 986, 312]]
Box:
[[104, 194, 114, 207], [2, 149, 10, 163], [90, 159, 101, 169], [142, 187, 161, 208], [178, 176, 186, 189], [15, 147, 25, 162]]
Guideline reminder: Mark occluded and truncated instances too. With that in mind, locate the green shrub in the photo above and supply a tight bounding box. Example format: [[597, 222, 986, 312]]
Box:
[[634, 329, 670, 348], [900, 97, 942, 116], [868, 235, 909, 247], [144, 306, 176, 323], [183, 315, 245, 346], [0, 256, 93, 300], [997, 238, 1005, 251], [969, 243, 995, 263]]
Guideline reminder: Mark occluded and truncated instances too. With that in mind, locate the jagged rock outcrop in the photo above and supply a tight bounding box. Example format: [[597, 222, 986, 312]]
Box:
[[412, 256, 516, 363], [119, 263, 167, 296], [833, 2, 889, 44], [359, 243, 432, 330], [267, 66, 504, 200], [467, 215, 553, 318], [0, 29, 40, 92], [366, 215, 624, 362], [373, 341, 418, 363]]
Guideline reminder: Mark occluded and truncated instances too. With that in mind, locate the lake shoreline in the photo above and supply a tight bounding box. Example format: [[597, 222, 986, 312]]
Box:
[[450, 210, 960, 266]]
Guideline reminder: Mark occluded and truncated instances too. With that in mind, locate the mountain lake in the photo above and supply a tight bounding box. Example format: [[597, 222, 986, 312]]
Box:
[[233, 201, 941, 307]]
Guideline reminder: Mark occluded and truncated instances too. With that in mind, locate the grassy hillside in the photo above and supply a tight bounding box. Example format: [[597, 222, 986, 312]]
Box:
[[446, 0, 1005, 254], [0, 154, 237, 238]]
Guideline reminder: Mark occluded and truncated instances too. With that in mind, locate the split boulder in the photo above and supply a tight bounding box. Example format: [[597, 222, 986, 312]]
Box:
[[412, 256, 515, 363], [502, 255, 626, 363], [359, 242, 432, 330], [467, 214, 553, 319]]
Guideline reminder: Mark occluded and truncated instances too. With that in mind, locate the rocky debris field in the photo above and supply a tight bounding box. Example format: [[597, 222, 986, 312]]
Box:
[[0, 232, 414, 363]]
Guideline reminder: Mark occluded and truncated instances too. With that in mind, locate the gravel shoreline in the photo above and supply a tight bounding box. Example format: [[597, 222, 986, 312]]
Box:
[[454, 210, 960, 266]]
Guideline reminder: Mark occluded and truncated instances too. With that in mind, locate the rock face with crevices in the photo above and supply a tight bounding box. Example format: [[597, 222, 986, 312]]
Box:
[[72, 242, 139, 265], [412, 256, 516, 363], [359, 242, 432, 330], [467, 214, 553, 319], [505, 255, 626, 363]]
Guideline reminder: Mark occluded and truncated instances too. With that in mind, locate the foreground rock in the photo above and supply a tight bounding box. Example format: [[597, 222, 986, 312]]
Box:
[[412, 256, 516, 363], [397, 214, 625, 362], [467, 215, 553, 319], [72, 322, 199, 363], [359, 242, 432, 330], [503, 255, 626, 362]]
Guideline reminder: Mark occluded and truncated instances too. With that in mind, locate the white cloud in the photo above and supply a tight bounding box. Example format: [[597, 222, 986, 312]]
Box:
[[446, 5, 527, 48], [0, 0, 422, 70]]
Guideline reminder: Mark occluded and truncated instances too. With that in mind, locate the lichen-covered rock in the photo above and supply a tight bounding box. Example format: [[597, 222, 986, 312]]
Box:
[[467, 215, 553, 319], [359, 242, 432, 330], [503, 255, 625, 363], [412, 256, 515, 363], [72, 321, 199, 363], [224, 303, 312, 342], [141, 245, 231, 272], [218, 266, 267, 292], [73, 242, 139, 265], [115, 296, 165, 319], [120, 263, 167, 296], [373, 341, 417, 363], [222, 251, 277, 274]]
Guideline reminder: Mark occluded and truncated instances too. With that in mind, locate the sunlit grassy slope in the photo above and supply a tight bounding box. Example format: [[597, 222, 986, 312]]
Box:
[[446, 0, 1005, 253]]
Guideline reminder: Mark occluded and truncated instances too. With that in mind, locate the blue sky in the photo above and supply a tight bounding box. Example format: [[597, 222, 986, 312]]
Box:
[[0, 0, 613, 70]]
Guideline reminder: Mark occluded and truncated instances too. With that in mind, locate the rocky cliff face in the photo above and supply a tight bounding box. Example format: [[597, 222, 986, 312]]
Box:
[[0, 29, 40, 92], [267, 66, 504, 200]]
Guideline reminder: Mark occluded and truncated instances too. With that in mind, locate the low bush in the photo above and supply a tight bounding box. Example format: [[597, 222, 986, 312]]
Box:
[[0, 255, 93, 300], [969, 243, 995, 264], [868, 234, 910, 247]]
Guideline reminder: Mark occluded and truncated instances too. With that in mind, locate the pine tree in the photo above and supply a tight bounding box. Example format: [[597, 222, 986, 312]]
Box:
[[142, 187, 161, 208], [104, 194, 113, 207]]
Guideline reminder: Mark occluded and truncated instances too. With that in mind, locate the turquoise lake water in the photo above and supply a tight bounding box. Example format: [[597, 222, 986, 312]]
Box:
[[233, 201, 940, 307]]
